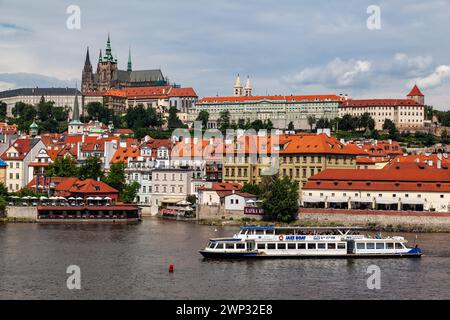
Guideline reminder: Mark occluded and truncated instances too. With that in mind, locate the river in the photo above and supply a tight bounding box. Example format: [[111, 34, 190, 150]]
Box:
[[1, 218, 449, 299]]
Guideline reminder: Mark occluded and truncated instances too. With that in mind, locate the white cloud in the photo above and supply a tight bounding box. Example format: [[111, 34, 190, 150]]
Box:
[[283, 58, 371, 88], [0, 81, 16, 91], [413, 65, 450, 88], [393, 53, 432, 72]]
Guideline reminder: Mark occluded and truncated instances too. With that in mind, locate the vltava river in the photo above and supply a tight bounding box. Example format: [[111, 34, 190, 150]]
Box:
[[1, 219, 449, 299]]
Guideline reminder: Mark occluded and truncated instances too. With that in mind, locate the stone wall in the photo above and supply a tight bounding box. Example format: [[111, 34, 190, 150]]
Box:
[[299, 208, 450, 231], [198, 205, 263, 221], [5, 206, 38, 221]]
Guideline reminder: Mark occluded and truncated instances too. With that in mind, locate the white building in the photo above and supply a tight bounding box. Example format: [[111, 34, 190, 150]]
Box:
[[302, 161, 450, 212], [1, 137, 46, 192], [339, 85, 425, 130], [0, 87, 81, 119], [224, 191, 257, 211]]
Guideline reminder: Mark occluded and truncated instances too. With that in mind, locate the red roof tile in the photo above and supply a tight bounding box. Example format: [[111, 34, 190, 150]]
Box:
[[407, 85, 424, 97]]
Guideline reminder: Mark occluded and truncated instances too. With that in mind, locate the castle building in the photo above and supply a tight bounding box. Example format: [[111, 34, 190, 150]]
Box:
[[81, 35, 168, 93]]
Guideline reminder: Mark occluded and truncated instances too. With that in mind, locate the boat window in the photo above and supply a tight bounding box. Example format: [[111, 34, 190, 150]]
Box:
[[246, 230, 254, 235], [327, 243, 336, 250], [265, 229, 275, 235], [216, 243, 224, 249], [317, 243, 326, 249], [357, 243, 365, 250], [236, 243, 245, 249], [337, 243, 346, 249], [225, 243, 235, 249], [267, 243, 276, 250], [366, 243, 375, 250], [257, 243, 266, 250], [277, 243, 286, 250], [208, 242, 216, 249], [307, 243, 316, 250], [288, 243, 296, 249], [255, 229, 265, 235], [297, 243, 306, 249], [376, 243, 384, 250], [395, 243, 403, 249], [386, 243, 394, 249]]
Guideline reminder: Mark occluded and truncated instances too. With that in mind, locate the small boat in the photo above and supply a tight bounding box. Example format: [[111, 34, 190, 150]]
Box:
[[199, 226, 422, 259]]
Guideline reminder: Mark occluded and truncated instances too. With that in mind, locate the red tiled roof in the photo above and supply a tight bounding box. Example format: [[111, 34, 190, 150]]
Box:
[[407, 85, 424, 97], [111, 147, 139, 164], [1, 138, 38, 160], [55, 178, 118, 195], [168, 87, 197, 97]]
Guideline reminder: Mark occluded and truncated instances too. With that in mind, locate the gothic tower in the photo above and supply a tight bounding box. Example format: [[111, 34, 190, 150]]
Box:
[[233, 74, 243, 97], [81, 47, 94, 92], [407, 84, 425, 105], [97, 34, 118, 91]]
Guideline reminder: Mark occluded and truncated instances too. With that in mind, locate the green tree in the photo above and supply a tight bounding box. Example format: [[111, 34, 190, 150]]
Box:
[[196, 110, 209, 129], [103, 162, 126, 192], [0, 101, 7, 122], [46, 156, 78, 177], [217, 110, 231, 132], [441, 130, 450, 144], [307, 115, 316, 131], [168, 106, 185, 129], [383, 119, 398, 139], [78, 157, 103, 180], [287, 121, 295, 131], [120, 181, 140, 203], [241, 183, 261, 197], [315, 117, 330, 130], [84, 102, 113, 124], [260, 176, 299, 222]]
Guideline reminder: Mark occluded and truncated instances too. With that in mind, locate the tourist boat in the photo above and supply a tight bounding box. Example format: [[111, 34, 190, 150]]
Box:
[[199, 226, 422, 258]]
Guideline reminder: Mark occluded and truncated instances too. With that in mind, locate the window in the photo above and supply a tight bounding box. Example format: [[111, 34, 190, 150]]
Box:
[[307, 243, 316, 250], [376, 243, 384, 249], [337, 243, 346, 249], [236, 243, 245, 249], [267, 243, 276, 250], [277, 243, 286, 250], [297, 243, 306, 249], [327, 243, 336, 250], [257, 243, 266, 250], [317, 243, 326, 249], [366, 243, 375, 250], [225, 243, 235, 249], [216, 243, 224, 249], [395, 243, 403, 249], [288, 243, 296, 249], [357, 243, 365, 250], [386, 243, 394, 249]]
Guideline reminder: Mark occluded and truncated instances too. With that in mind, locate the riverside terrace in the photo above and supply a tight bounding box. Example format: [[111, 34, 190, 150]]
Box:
[[7, 196, 141, 223]]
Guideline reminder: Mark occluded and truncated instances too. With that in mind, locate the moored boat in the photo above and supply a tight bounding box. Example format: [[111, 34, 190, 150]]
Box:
[[199, 226, 422, 259]]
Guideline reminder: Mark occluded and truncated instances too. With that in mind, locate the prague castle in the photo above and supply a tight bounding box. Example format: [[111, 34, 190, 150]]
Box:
[[81, 35, 168, 92]]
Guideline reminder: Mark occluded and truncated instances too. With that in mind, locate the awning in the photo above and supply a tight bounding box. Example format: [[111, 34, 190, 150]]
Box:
[[401, 198, 424, 205], [375, 197, 399, 205], [161, 198, 182, 204], [327, 197, 349, 203], [302, 196, 325, 203], [351, 197, 373, 203]]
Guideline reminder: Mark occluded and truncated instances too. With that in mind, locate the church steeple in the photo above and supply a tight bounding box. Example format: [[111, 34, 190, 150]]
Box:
[[72, 89, 80, 121], [82, 47, 94, 92], [127, 47, 132, 72], [245, 75, 252, 97], [234, 74, 243, 97], [84, 47, 91, 67]]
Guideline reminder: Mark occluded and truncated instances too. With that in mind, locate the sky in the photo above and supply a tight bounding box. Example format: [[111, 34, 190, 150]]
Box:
[[1, 0, 450, 109]]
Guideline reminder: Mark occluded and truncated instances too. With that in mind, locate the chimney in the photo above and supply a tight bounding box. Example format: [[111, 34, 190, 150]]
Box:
[[437, 159, 442, 169]]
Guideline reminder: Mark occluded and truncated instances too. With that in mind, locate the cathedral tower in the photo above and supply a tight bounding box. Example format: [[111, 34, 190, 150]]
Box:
[[81, 47, 94, 92], [234, 74, 243, 97], [97, 34, 118, 91], [244, 76, 252, 97]]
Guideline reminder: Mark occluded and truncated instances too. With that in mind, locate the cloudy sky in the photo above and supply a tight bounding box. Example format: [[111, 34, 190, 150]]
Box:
[[1, 0, 450, 109]]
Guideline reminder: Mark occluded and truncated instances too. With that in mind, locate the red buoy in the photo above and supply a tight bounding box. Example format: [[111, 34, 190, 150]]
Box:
[[169, 264, 174, 273]]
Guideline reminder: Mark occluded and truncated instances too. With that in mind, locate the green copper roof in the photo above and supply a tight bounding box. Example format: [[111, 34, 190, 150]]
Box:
[[30, 121, 38, 129]]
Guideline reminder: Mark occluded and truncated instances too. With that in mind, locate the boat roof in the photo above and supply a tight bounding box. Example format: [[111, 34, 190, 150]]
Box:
[[240, 226, 363, 230]]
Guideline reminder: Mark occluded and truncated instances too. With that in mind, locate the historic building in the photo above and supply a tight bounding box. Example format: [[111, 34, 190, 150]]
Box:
[[81, 35, 168, 93], [195, 75, 342, 130], [339, 85, 425, 130], [0, 87, 81, 118]]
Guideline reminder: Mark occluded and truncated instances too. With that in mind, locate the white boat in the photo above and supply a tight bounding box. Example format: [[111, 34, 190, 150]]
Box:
[[199, 226, 422, 259]]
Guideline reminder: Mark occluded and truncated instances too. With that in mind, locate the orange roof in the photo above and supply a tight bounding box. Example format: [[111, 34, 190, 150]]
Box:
[[111, 147, 139, 164], [390, 154, 450, 165], [281, 134, 367, 155], [407, 85, 424, 97], [358, 140, 403, 158], [1, 138, 39, 160], [168, 87, 197, 97], [55, 178, 118, 195], [210, 182, 242, 191], [198, 94, 342, 104]]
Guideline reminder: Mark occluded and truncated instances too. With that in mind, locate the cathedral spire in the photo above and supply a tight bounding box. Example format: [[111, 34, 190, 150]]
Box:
[[127, 47, 132, 72], [98, 49, 102, 62], [244, 75, 252, 97], [84, 47, 91, 66], [72, 88, 80, 121], [105, 34, 113, 60], [234, 73, 243, 97]]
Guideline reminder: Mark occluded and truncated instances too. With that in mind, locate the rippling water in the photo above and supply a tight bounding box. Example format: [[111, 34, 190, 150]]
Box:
[[1, 219, 449, 299]]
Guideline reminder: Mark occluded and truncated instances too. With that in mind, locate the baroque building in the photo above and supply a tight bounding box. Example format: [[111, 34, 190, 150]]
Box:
[[81, 35, 168, 93]]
